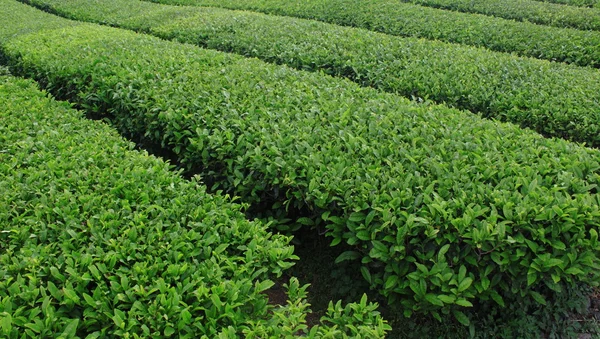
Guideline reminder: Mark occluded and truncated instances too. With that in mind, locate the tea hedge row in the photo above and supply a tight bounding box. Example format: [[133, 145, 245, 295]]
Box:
[[4, 3, 600, 321], [19, 0, 600, 148], [400, 0, 600, 31], [137, 0, 600, 68], [0, 74, 389, 338], [534, 0, 598, 7]]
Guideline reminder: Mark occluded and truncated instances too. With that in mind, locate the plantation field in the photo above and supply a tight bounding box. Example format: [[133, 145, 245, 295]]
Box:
[[18, 0, 600, 150], [2, 0, 600, 337], [149, 0, 600, 33], [23, 0, 600, 68], [534, 0, 599, 7]]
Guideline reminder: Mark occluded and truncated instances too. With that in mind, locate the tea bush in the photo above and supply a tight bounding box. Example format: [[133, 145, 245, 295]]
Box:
[[125, 0, 600, 67], [148, 0, 600, 35], [0, 74, 388, 338], [3, 1, 600, 323], [16, 0, 600, 147], [400, 0, 600, 31], [534, 0, 598, 7]]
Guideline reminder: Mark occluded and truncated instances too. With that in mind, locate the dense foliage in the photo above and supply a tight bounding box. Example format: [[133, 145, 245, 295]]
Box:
[[15, 0, 600, 148], [23, 0, 600, 69], [399, 0, 600, 31], [534, 0, 599, 7], [0, 74, 389, 338], [3, 2, 600, 324], [127, 0, 600, 68]]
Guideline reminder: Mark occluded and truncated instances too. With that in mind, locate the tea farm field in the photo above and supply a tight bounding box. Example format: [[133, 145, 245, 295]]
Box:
[[2, 0, 600, 337]]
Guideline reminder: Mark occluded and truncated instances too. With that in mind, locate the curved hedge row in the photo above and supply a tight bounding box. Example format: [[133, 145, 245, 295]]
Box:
[[536, 0, 598, 7], [17, 0, 600, 148], [400, 0, 600, 31], [533, 0, 598, 7], [544, 0, 598, 6], [0, 75, 388, 337], [136, 0, 600, 68], [148, 0, 600, 33], [24, 0, 600, 68], [3, 1, 600, 322]]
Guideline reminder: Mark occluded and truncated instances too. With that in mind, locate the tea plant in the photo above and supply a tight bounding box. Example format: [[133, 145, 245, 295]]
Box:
[[400, 0, 600, 31], [534, 0, 599, 7], [16, 0, 600, 147], [0, 75, 388, 337], [148, 0, 600, 33], [73, 0, 600, 68], [3, 0, 600, 325]]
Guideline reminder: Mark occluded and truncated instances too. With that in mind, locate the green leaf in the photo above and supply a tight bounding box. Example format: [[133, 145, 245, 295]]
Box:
[[328, 216, 344, 226], [364, 210, 376, 227], [371, 240, 389, 259], [348, 212, 366, 223], [437, 244, 450, 262], [360, 293, 368, 308], [356, 230, 371, 241], [41, 297, 52, 317], [455, 299, 473, 307], [424, 294, 444, 307], [89, 265, 101, 279], [453, 310, 470, 326], [256, 280, 275, 293], [552, 240, 566, 251], [47, 281, 62, 300], [530, 291, 547, 305], [497, 221, 507, 238], [490, 290, 505, 307], [409, 279, 425, 297], [63, 288, 79, 303], [481, 277, 490, 291], [458, 265, 467, 281], [181, 309, 192, 324], [437, 295, 456, 304], [296, 217, 314, 226], [24, 322, 41, 334], [415, 263, 429, 274], [544, 258, 563, 268], [112, 309, 125, 329], [164, 327, 175, 336], [83, 293, 96, 307], [61, 319, 79, 338], [335, 251, 361, 264], [525, 239, 539, 252], [1, 313, 12, 335], [361, 266, 372, 285], [330, 237, 342, 247], [384, 275, 399, 290], [565, 267, 584, 275], [50, 267, 66, 282], [527, 271, 537, 286], [528, 179, 538, 194], [458, 277, 473, 293], [502, 204, 513, 220]]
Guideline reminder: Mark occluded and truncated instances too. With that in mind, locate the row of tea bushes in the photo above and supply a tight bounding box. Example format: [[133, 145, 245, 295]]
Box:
[[399, 0, 600, 31], [0, 75, 388, 337], [534, 0, 599, 7], [3, 1, 600, 323], [19, 0, 600, 147], [132, 0, 600, 67]]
